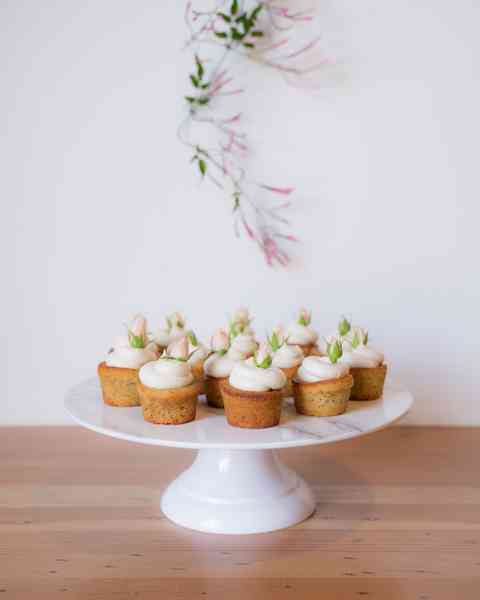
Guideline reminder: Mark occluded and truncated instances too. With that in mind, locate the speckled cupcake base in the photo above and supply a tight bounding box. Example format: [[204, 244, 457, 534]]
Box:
[[190, 359, 206, 395], [220, 381, 283, 429], [137, 380, 203, 425], [293, 374, 354, 417], [280, 365, 299, 398], [204, 375, 227, 409], [350, 364, 387, 401], [97, 362, 140, 407]]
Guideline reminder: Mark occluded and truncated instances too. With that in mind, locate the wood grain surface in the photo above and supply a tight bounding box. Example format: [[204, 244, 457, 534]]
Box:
[[1, 426, 479, 599]]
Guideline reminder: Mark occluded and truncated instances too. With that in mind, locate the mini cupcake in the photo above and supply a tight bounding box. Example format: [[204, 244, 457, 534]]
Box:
[[268, 327, 304, 397], [187, 330, 210, 381], [293, 338, 353, 416], [203, 329, 247, 408], [153, 311, 186, 353], [137, 337, 203, 424], [339, 325, 386, 401], [229, 323, 258, 358], [285, 308, 318, 356], [98, 315, 158, 407], [221, 344, 287, 429]]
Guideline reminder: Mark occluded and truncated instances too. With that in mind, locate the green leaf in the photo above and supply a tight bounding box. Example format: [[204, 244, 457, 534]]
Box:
[[200, 82, 210, 90], [190, 74, 199, 88], [231, 0, 239, 15], [364, 331, 369, 345], [185, 96, 196, 103], [298, 316, 307, 326], [199, 159, 207, 176], [129, 333, 145, 349], [243, 42, 255, 49], [269, 331, 280, 352], [230, 27, 243, 40], [251, 30, 264, 37], [214, 31, 227, 38], [187, 331, 198, 347], [255, 354, 272, 369], [218, 12, 231, 23], [251, 3, 263, 21], [197, 97, 210, 105], [195, 54, 204, 79]]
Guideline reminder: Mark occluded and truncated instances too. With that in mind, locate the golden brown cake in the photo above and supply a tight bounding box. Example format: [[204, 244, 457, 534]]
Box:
[[204, 375, 227, 408], [138, 379, 203, 424], [221, 381, 283, 429], [98, 362, 140, 407], [350, 364, 387, 401], [280, 365, 299, 397], [293, 373, 353, 416]]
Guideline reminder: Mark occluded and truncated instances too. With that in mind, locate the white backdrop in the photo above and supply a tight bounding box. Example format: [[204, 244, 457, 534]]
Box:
[[2, 1, 477, 425]]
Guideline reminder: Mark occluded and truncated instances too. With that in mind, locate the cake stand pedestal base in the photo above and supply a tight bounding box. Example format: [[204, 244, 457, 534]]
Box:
[[161, 448, 316, 535]]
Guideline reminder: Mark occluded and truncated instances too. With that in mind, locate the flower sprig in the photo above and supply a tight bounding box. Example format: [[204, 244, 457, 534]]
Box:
[[297, 308, 312, 327], [180, 1, 327, 266], [210, 329, 230, 356], [326, 337, 343, 364], [267, 326, 285, 352], [254, 343, 272, 368], [127, 314, 148, 349]]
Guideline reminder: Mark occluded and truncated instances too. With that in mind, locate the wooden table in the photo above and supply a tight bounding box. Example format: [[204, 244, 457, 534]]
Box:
[[1, 426, 479, 599]]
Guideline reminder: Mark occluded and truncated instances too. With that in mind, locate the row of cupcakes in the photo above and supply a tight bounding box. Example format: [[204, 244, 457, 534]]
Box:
[[97, 308, 386, 429]]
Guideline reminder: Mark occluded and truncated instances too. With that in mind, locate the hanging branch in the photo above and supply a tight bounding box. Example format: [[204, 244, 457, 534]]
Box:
[[179, 1, 324, 266]]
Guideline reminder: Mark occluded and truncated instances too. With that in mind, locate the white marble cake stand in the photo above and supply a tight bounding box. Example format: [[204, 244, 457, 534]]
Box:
[[65, 378, 412, 535]]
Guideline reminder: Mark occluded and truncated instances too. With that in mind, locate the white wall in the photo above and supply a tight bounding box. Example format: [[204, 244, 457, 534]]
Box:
[[2, 1, 478, 425]]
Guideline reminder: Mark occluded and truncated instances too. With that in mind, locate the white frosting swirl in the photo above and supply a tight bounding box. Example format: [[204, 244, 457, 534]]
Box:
[[229, 358, 287, 391], [230, 333, 257, 357], [204, 347, 247, 378], [295, 356, 350, 383], [340, 345, 384, 368], [272, 344, 304, 368], [188, 343, 210, 366], [139, 358, 194, 390], [285, 322, 318, 345], [106, 336, 157, 369]]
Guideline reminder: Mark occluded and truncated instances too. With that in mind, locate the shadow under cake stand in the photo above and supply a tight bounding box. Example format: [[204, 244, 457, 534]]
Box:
[[65, 378, 412, 535]]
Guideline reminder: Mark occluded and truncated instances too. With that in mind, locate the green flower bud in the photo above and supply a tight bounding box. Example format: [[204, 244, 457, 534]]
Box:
[[338, 317, 351, 337], [327, 339, 343, 364], [351, 331, 360, 349]]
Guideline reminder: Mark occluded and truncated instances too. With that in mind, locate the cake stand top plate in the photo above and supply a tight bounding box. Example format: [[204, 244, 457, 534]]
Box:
[[65, 378, 412, 450]]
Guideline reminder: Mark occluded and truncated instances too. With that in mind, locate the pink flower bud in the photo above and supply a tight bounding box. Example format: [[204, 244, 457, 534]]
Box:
[[169, 312, 185, 329], [272, 326, 286, 345], [233, 307, 250, 325], [130, 314, 147, 339], [210, 329, 230, 353], [167, 336, 189, 360], [298, 308, 311, 326], [256, 343, 270, 364]]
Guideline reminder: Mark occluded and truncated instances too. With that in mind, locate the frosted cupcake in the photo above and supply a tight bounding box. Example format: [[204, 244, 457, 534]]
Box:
[[221, 345, 287, 429], [293, 338, 353, 416], [203, 329, 247, 408], [153, 311, 187, 353], [268, 327, 304, 397], [138, 337, 203, 424], [186, 330, 210, 381], [285, 308, 318, 356], [98, 315, 158, 407], [339, 326, 386, 401]]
